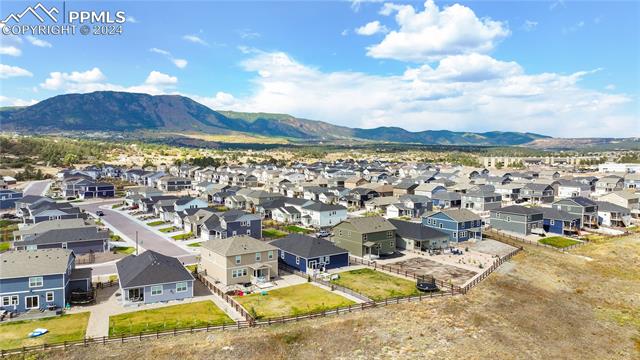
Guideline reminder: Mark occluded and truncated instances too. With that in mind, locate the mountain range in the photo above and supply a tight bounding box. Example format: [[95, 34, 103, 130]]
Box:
[[0, 91, 550, 146]]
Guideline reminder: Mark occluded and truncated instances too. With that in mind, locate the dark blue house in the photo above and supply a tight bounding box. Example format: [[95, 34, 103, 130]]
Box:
[[0, 189, 22, 209], [0, 249, 92, 313], [540, 208, 582, 235], [270, 233, 349, 273], [423, 208, 482, 242]]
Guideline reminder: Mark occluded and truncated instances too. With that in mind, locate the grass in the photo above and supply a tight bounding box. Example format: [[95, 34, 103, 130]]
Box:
[[284, 225, 313, 234], [171, 232, 193, 240], [110, 234, 122, 241], [0, 312, 90, 350], [539, 236, 581, 248], [185, 264, 198, 273], [262, 228, 288, 239], [331, 268, 421, 301], [111, 204, 123, 209], [0, 241, 10, 252], [114, 246, 135, 255], [108, 301, 232, 336], [159, 226, 178, 233], [187, 242, 202, 247], [235, 283, 355, 319], [146, 220, 166, 227]]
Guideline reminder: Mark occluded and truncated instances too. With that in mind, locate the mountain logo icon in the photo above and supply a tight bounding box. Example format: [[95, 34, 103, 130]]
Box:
[[1, 3, 59, 24]]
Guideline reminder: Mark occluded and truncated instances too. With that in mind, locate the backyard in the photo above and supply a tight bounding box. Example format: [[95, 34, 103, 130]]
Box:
[[262, 228, 288, 239], [539, 236, 581, 248], [283, 225, 313, 234], [0, 312, 90, 350], [235, 283, 355, 319], [331, 268, 421, 301], [108, 301, 233, 336]]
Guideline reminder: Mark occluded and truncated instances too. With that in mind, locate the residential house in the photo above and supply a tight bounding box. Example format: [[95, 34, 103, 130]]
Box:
[[552, 197, 599, 228], [461, 190, 502, 212], [494, 183, 522, 202], [271, 206, 302, 224], [414, 183, 446, 198], [489, 205, 543, 236], [520, 183, 555, 204], [623, 173, 640, 189], [0, 189, 22, 209], [200, 210, 262, 241], [386, 195, 432, 219], [595, 176, 624, 196], [389, 218, 450, 251], [270, 234, 349, 273], [344, 176, 369, 189], [557, 180, 591, 199], [431, 191, 462, 209], [423, 209, 482, 242], [12, 218, 88, 241], [596, 201, 631, 227], [0, 249, 91, 313], [12, 226, 110, 254], [332, 216, 397, 258], [392, 181, 418, 197], [599, 190, 640, 217], [199, 235, 278, 286], [173, 197, 208, 212], [116, 250, 194, 306], [21, 202, 83, 224], [300, 202, 348, 228], [540, 208, 581, 235], [157, 176, 192, 191]]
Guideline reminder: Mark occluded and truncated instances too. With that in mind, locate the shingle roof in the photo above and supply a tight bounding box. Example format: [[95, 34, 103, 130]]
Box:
[[595, 201, 630, 213], [201, 235, 277, 256], [540, 208, 581, 222], [431, 208, 480, 222], [14, 226, 109, 247], [116, 250, 193, 288], [337, 216, 396, 233], [302, 202, 346, 212], [270, 234, 347, 258], [493, 205, 543, 216], [0, 249, 72, 279], [389, 219, 449, 241]]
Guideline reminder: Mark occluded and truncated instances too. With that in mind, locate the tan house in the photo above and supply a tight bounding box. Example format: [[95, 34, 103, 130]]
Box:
[[345, 176, 369, 189], [199, 235, 279, 286]]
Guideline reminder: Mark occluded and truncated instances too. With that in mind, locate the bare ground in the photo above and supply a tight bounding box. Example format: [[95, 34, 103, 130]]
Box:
[[23, 234, 640, 360]]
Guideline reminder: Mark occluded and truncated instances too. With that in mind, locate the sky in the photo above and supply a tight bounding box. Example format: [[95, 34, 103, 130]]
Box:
[[1, 0, 639, 137]]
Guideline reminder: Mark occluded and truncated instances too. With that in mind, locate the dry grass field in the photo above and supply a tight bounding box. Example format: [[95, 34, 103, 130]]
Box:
[[23, 233, 640, 360]]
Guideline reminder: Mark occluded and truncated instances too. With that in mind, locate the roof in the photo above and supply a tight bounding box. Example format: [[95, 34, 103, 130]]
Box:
[[116, 250, 193, 288], [270, 234, 347, 258], [13, 218, 88, 237], [388, 219, 449, 241], [595, 201, 630, 213], [0, 249, 72, 279], [556, 196, 596, 207], [431, 192, 461, 201], [302, 202, 346, 212], [201, 235, 277, 256], [540, 208, 581, 222], [492, 205, 543, 216], [14, 226, 109, 247], [429, 208, 480, 222], [336, 216, 396, 233]]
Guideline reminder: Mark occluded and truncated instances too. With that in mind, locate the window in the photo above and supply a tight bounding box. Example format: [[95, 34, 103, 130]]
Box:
[[232, 268, 247, 278], [295, 256, 300, 265], [362, 234, 367, 241], [280, 251, 285, 259], [268, 251, 274, 260], [550, 219, 555, 226], [232, 230, 237, 236], [29, 276, 43, 288], [176, 282, 188, 292], [439, 223, 443, 229], [506, 216, 511, 222], [246, 229, 251, 235], [235, 255, 241, 265], [255, 252, 261, 261], [2, 296, 18, 306], [151, 285, 163, 296], [324, 256, 330, 264], [453, 232, 457, 238], [387, 231, 393, 238], [46, 291, 54, 302]]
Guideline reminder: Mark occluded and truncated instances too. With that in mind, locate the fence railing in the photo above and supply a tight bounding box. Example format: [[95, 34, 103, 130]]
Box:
[[483, 227, 585, 252], [461, 245, 522, 292], [348, 256, 463, 295], [277, 263, 372, 302], [196, 272, 255, 324]]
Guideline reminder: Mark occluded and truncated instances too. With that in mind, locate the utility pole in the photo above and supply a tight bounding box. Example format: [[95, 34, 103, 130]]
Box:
[[136, 231, 139, 256]]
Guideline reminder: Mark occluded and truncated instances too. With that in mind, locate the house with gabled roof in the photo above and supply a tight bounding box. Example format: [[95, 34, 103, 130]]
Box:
[[489, 205, 543, 236], [540, 208, 581, 235], [332, 216, 397, 258], [270, 233, 348, 273], [389, 218, 449, 251], [595, 201, 631, 227], [12, 226, 110, 254], [423, 208, 482, 242], [552, 196, 599, 228]]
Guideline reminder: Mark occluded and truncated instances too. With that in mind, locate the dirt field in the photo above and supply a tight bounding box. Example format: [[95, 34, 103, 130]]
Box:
[[389, 257, 478, 286], [22, 234, 640, 360]]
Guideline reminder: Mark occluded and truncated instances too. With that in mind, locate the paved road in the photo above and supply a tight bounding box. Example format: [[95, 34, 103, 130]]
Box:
[[23, 180, 52, 196], [77, 200, 197, 277]]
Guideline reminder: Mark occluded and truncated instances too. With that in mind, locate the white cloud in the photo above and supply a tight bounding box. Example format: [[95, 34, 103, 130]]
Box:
[[0, 64, 33, 79], [238, 29, 261, 39], [126, 16, 138, 23], [0, 95, 37, 107], [351, 0, 384, 13], [522, 20, 538, 31], [26, 36, 52, 48], [192, 92, 238, 109], [39, 68, 178, 94], [341, 29, 349, 36], [149, 48, 188, 69], [0, 45, 21, 56], [368, 0, 510, 62], [210, 50, 635, 137], [355, 21, 388, 36], [183, 34, 209, 46]]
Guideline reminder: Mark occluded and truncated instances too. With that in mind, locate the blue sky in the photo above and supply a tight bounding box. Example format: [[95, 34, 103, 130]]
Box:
[[1, 0, 638, 137]]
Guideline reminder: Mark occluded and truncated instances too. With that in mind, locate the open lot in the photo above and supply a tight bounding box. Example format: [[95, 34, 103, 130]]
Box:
[[108, 301, 233, 336], [0, 312, 90, 350], [332, 268, 420, 300], [234, 283, 355, 319], [388, 257, 478, 286]]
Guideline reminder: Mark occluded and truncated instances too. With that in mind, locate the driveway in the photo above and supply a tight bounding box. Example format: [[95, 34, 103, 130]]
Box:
[[23, 180, 52, 196]]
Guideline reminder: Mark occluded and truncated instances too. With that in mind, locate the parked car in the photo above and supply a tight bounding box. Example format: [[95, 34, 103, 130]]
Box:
[[96, 210, 105, 216], [316, 230, 330, 238]]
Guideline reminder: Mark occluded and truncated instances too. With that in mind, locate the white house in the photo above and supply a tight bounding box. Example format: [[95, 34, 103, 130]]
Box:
[[557, 180, 591, 199], [300, 203, 347, 228], [174, 197, 208, 212]]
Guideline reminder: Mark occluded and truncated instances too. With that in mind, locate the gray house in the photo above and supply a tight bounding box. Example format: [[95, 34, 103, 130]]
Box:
[[552, 197, 599, 228], [521, 183, 555, 204], [389, 218, 450, 251], [200, 209, 262, 241], [116, 250, 194, 306], [461, 190, 502, 212], [12, 226, 110, 254], [489, 205, 544, 236]]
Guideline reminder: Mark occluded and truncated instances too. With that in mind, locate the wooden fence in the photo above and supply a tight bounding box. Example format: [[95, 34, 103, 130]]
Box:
[[196, 273, 255, 324], [277, 263, 372, 302], [483, 227, 585, 252], [461, 245, 522, 292]]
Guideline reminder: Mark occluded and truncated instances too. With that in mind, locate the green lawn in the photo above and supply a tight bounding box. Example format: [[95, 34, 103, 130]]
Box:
[[109, 301, 233, 336], [111, 204, 123, 209], [159, 226, 178, 233], [0, 241, 10, 252], [235, 283, 355, 319], [262, 228, 288, 239], [284, 225, 313, 234], [171, 232, 193, 240], [187, 242, 202, 247], [539, 236, 581, 248], [185, 264, 198, 273], [331, 268, 421, 301], [0, 312, 90, 350], [114, 246, 135, 255], [146, 220, 166, 227]]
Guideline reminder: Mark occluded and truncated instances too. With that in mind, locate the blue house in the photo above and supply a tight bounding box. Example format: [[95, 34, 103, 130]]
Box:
[[0, 249, 92, 313], [115, 250, 194, 306], [270, 233, 349, 273], [0, 189, 22, 209], [422, 208, 482, 242], [540, 208, 582, 234]]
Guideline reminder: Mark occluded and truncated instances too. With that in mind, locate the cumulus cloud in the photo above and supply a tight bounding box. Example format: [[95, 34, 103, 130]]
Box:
[[355, 21, 388, 36], [0, 95, 37, 107], [183, 34, 209, 46], [368, 0, 510, 62], [150, 48, 188, 69], [213, 50, 634, 137], [0, 64, 33, 79], [0, 45, 21, 56], [39, 68, 178, 94], [26, 36, 52, 48]]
